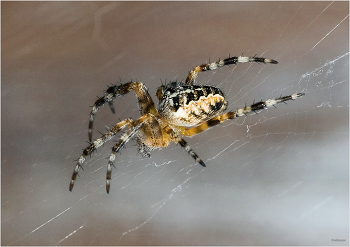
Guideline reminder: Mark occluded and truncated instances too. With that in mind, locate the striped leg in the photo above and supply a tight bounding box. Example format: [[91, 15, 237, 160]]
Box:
[[163, 126, 206, 167], [106, 114, 165, 193], [88, 81, 157, 141], [183, 93, 305, 136], [69, 118, 134, 192], [185, 55, 278, 85], [106, 125, 142, 193], [178, 138, 206, 167]]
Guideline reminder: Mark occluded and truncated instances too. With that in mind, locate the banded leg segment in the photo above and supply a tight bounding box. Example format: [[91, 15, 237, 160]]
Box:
[[163, 125, 206, 167], [69, 118, 134, 192], [178, 139, 206, 167], [183, 93, 305, 136], [89, 81, 157, 141], [185, 56, 278, 85], [106, 114, 163, 193], [106, 125, 142, 193]]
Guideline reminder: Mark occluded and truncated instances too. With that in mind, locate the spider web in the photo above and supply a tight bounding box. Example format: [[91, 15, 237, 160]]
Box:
[[1, 2, 348, 246]]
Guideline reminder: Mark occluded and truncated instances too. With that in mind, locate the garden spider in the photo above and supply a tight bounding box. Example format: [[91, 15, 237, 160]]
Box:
[[69, 55, 304, 193]]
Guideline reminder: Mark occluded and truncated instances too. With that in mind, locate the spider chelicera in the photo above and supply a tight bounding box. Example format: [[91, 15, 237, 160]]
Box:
[[69, 55, 304, 193]]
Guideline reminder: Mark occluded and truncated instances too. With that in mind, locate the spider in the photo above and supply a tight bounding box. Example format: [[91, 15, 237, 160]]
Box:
[[69, 55, 304, 193]]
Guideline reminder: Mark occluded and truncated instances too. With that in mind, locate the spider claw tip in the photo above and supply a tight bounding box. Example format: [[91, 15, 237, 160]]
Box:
[[199, 160, 206, 167]]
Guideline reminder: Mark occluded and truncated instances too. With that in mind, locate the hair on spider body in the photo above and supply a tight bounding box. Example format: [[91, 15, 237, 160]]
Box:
[[69, 55, 304, 193]]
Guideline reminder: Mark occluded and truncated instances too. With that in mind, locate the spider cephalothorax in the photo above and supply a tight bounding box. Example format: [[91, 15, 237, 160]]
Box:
[[69, 55, 304, 193]]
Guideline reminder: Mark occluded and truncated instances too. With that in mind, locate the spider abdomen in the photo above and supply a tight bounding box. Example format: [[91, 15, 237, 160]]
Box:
[[158, 85, 228, 127]]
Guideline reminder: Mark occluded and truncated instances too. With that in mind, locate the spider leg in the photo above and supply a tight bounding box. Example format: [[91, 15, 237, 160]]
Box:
[[108, 101, 115, 114], [106, 125, 142, 193], [88, 81, 157, 141], [178, 138, 206, 167], [69, 118, 134, 192], [106, 114, 164, 193], [182, 93, 305, 136], [163, 126, 206, 167], [185, 55, 278, 85]]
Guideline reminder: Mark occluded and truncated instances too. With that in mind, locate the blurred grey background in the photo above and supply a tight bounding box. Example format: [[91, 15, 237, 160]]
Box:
[[2, 2, 349, 246]]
